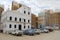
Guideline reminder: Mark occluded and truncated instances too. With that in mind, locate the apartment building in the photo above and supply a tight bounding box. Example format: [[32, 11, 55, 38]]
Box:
[[1, 2, 31, 33], [31, 14, 38, 28], [45, 10, 60, 28], [38, 10, 54, 28], [38, 11, 46, 28], [0, 4, 4, 32]]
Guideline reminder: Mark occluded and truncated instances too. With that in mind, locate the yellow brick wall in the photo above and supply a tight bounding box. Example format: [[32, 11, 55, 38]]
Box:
[[31, 14, 38, 28]]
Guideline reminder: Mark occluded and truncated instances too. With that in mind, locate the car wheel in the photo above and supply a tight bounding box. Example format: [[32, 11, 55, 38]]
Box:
[[19, 34, 22, 36], [31, 34, 34, 36], [37, 33, 40, 35]]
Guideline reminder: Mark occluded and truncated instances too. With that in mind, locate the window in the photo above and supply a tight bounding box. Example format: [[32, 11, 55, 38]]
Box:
[[24, 26, 25, 29], [24, 11, 26, 14], [15, 17, 17, 21], [28, 20, 30, 23], [28, 26, 29, 28], [19, 18, 21, 22], [24, 19, 26, 22], [28, 12, 30, 15], [9, 24, 12, 28], [14, 25, 16, 28], [10, 16, 12, 20]]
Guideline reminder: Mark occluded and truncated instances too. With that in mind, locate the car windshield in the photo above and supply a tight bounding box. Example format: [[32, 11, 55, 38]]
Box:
[[44, 27, 48, 30], [29, 30, 33, 32]]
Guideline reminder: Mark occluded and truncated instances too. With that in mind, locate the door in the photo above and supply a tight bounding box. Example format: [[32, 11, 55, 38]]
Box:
[[19, 25, 21, 30]]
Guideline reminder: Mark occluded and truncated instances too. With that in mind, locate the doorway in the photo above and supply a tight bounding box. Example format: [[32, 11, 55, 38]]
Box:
[[19, 25, 21, 30]]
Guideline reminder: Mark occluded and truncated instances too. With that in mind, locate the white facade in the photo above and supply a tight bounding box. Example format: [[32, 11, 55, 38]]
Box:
[[1, 4, 31, 33]]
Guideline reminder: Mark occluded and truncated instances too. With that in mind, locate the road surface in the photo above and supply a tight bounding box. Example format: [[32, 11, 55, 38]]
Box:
[[0, 30, 60, 40]]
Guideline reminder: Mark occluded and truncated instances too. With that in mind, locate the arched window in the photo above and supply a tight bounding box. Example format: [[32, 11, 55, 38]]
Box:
[[28, 25, 29, 28], [28, 12, 30, 15], [28, 20, 30, 23], [24, 11, 26, 14], [10, 16, 12, 20], [24, 26, 25, 29], [14, 25, 16, 28], [19, 18, 21, 22], [9, 24, 12, 28], [15, 17, 17, 21], [24, 19, 26, 22]]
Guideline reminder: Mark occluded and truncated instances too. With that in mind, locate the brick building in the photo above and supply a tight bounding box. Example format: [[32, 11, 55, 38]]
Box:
[[0, 4, 4, 32], [38, 11, 46, 28], [31, 14, 38, 28], [45, 10, 60, 28], [11, 1, 22, 10]]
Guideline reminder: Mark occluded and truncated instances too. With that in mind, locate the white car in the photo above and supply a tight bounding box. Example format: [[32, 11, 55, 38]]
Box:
[[40, 28, 49, 33], [9, 30, 23, 36], [54, 26, 59, 30], [34, 29, 41, 34], [43, 29, 49, 33]]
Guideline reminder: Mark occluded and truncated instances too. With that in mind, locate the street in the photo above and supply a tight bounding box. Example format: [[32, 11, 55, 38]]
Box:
[[0, 30, 60, 40]]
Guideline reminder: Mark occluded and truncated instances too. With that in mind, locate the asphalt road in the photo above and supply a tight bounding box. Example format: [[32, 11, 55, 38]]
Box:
[[0, 30, 60, 40]]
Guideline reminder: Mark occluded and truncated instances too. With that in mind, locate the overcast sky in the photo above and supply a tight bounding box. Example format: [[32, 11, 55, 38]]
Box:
[[0, 0, 60, 16]]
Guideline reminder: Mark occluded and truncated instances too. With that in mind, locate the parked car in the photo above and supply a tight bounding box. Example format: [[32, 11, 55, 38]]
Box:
[[46, 26, 53, 32], [53, 24, 59, 30], [23, 29, 35, 36], [54, 26, 59, 30], [43, 28, 49, 33], [8, 30, 23, 36], [40, 28, 49, 33], [48, 28, 53, 32], [49, 24, 60, 30], [40, 29, 44, 33], [34, 29, 41, 34]]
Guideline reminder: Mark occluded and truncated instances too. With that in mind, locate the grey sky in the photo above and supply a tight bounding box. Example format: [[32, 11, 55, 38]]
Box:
[[0, 0, 60, 16]]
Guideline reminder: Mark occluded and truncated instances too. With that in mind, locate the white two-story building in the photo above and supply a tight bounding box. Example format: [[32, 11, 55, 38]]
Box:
[[1, 3, 31, 33]]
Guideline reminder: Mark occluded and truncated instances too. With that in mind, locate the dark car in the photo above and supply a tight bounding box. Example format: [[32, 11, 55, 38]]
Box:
[[46, 26, 53, 32], [23, 29, 35, 36], [48, 28, 53, 32]]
